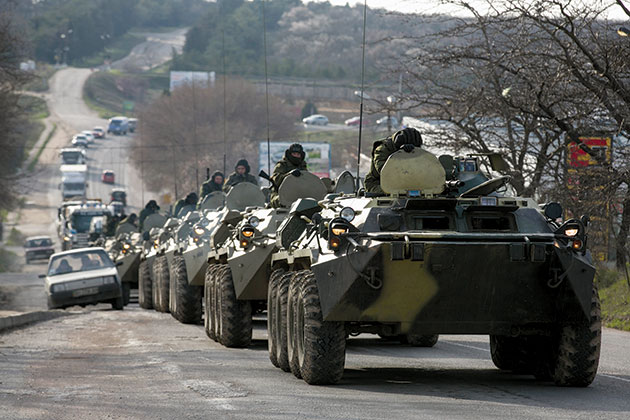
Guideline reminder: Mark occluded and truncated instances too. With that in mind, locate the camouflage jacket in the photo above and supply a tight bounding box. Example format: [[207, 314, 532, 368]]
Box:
[[270, 157, 307, 190], [223, 172, 258, 192], [199, 180, 223, 198], [364, 137, 397, 194]]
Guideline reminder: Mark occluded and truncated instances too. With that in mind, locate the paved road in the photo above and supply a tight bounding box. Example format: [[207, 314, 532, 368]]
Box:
[[1, 307, 629, 419]]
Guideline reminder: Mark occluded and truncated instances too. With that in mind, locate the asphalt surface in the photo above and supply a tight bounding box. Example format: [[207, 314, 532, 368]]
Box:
[[1, 306, 629, 419]]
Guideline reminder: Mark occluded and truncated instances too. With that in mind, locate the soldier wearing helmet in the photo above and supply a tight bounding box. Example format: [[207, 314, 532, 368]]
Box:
[[269, 143, 307, 207], [364, 128, 423, 194]]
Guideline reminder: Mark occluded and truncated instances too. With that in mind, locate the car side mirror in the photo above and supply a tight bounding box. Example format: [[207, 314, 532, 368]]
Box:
[[38, 274, 46, 278]]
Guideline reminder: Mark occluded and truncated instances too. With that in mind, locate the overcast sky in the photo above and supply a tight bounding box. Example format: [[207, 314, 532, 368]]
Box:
[[305, 0, 630, 21]]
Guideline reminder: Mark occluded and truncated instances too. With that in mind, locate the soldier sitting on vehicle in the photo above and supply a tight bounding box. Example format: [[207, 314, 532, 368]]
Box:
[[174, 192, 198, 218], [199, 171, 224, 199], [117, 213, 137, 230], [223, 159, 258, 192], [269, 143, 308, 207], [139, 200, 160, 232], [364, 127, 423, 194]]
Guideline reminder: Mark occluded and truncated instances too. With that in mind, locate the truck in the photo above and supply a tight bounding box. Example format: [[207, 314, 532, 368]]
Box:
[[60, 148, 86, 165], [60, 202, 112, 250], [60, 164, 88, 199], [108, 116, 129, 135]]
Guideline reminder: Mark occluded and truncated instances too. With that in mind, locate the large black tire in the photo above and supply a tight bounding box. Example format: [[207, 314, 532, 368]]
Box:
[[111, 291, 124, 310], [151, 259, 160, 311], [122, 282, 131, 306], [204, 265, 219, 340], [217, 265, 252, 348], [138, 260, 153, 309], [274, 272, 293, 372], [489, 335, 533, 372], [211, 265, 222, 343], [403, 334, 439, 347], [287, 271, 303, 379], [548, 285, 601, 387], [171, 255, 202, 324], [267, 268, 285, 368], [155, 256, 170, 313], [293, 270, 346, 385]]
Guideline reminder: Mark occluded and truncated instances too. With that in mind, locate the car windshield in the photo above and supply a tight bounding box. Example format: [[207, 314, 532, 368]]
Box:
[[26, 238, 52, 247], [110, 121, 122, 126], [64, 182, 84, 191], [112, 191, 126, 199], [71, 213, 95, 232], [48, 250, 114, 276]]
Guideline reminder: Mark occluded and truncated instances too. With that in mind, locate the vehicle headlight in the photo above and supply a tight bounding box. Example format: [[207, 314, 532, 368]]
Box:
[[564, 227, 579, 237], [63, 236, 70, 242], [340, 207, 355, 222], [153, 239, 159, 249], [51, 283, 66, 293], [122, 243, 131, 250], [248, 216, 260, 228], [103, 276, 117, 284], [194, 227, 206, 236], [241, 226, 255, 238], [331, 226, 348, 236]]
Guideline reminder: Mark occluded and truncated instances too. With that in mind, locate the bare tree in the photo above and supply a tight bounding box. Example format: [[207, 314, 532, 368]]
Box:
[[0, 2, 30, 210], [132, 77, 296, 200], [386, 0, 630, 268]]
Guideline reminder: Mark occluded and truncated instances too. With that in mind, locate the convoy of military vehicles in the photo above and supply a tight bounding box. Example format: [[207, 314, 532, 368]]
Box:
[[88, 144, 600, 388]]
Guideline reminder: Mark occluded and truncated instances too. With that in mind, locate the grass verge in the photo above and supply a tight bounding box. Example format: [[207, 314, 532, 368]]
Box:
[[0, 248, 19, 272], [5, 227, 25, 247], [597, 266, 630, 331], [22, 63, 57, 92], [28, 123, 57, 172]]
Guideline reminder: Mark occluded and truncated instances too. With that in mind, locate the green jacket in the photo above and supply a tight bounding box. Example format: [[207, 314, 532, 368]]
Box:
[[138, 208, 156, 232], [269, 157, 308, 207], [364, 137, 397, 194], [223, 172, 258, 192], [199, 179, 223, 198]]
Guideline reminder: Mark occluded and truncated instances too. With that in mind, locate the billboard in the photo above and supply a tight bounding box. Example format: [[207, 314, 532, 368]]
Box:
[[258, 142, 331, 182], [169, 71, 216, 91], [566, 136, 612, 168]]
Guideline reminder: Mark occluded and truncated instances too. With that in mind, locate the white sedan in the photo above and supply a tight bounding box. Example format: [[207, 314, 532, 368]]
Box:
[[302, 114, 329, 126], [41, 248, 124, 310], [81, 131, 95, 143]]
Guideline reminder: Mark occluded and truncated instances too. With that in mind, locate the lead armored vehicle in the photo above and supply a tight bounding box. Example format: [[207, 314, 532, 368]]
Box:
[[137, 212, 168, 309], [270, 148, 599, 387]]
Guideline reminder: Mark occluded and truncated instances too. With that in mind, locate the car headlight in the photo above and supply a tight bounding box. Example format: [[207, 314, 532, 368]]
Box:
[[51, 283, 66, 293], [340, 207, 355, 222], [103, 276, 117, 284], [248, 216, 260, 228], [63, 236, 70, 242]]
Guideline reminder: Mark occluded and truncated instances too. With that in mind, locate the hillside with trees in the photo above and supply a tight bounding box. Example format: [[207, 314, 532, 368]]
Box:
[[15, 0, 209, 65]]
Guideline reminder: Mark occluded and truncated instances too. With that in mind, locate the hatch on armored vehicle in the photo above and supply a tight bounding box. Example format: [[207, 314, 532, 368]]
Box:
[[226, 182, 266, 211], [199, 191, 226, 211], [277, 171, 328, 208], [334, 171, 355, 194], [380, 148, 446, 195]]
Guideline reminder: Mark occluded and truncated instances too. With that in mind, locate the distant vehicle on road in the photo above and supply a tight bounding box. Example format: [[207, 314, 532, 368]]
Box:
[[24, 236, 55, 264], [108, 116, 129, 135], [60, 148, 86, 165], [344, 116, 365, 126], [302, 114, 329, 126], [101, 170, 115, 184], [71, 135, 89, 148], [375, 116, 399, 130], [109, 201, 125, 217], [60, 164, 88, 199], [43, 248, 124, 310], [92, 126, 105, 139], [128, 118, 137, 133], [60, 202, 112, 250], [110, 188, 127, 206], [81, 131, 95, 143]]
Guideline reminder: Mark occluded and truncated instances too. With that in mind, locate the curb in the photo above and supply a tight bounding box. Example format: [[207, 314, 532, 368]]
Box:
[[0, 310, 72, 333]]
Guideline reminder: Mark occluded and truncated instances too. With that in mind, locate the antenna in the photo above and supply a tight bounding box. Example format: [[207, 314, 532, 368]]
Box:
[[262, 0, 271, 175], [356, 0, 368, 194], [222, 28, 227, 176]]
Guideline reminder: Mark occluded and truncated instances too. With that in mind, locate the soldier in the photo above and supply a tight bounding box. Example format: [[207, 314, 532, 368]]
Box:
[[223, 159, 258, 192], [138, 200, 160, 232], [174, 192, 198, 218], [269, 143, 307, 207], [199, 171, 224, 199], [117, 213, 137, 230], [364, 127, 423, 194]]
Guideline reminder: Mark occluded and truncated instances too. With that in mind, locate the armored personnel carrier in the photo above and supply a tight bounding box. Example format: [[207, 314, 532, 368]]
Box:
[[152, 217, 185, 313], [137, 212, 168, 309], [270, 148, 599, 387], [205, 172, 328, 348], [106, 226, 142, 305]]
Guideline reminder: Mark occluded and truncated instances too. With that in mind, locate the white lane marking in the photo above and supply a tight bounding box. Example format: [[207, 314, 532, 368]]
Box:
[[599, 373, 630, 383], [442, 340, 490, 353]]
